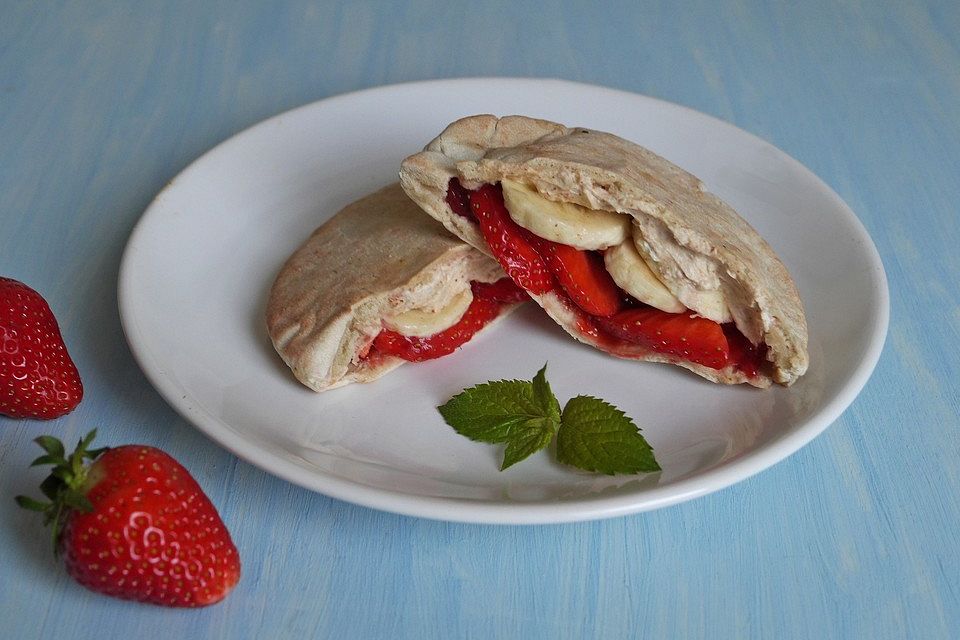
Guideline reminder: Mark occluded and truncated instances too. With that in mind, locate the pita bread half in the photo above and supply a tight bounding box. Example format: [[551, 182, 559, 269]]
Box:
[[399, 115, 808, 386], [266, 183, 510, 392]]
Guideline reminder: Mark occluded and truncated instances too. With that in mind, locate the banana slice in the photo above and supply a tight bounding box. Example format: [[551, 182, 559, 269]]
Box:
[[632, 236, 733, 323], [501, 179, 630, 250], [383, 289, 473, 337], [603, 241, 686, 313], [689, 290, 732, 324]]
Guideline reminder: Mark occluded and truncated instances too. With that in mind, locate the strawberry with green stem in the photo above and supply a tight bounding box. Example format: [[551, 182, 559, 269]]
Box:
[[1, 277, 83, 419], [16, 430, 240, 607]]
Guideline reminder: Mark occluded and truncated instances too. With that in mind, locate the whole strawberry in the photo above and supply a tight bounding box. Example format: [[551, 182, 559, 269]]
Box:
[[16, 430, 241, 607], [1, 277, 83, 419]]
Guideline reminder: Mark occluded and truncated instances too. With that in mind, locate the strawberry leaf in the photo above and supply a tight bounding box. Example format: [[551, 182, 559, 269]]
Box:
[[556, 396, 660, 474], [62, 492, 93, 512], [15, 496, 50, 512], [19, 431, 102, 555], [35, 436, 65, 459], [39, 475, 61, 501], [85, 447, 108, 460], [30, 454, 61, 467], [79, 429, 97, 450]]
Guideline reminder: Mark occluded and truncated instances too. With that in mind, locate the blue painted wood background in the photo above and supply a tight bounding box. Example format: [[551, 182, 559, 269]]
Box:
[[2, 1, 958, 638]]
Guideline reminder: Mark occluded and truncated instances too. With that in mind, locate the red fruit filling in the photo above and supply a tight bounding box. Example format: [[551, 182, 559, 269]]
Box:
[[369, 278, 526, 362], [445, 180, 768, 377], [528, 235, 621, 317], [469, 184, 555, 294], [472, 278, 531, 304], [596, 308, 730, 370], [446, 178, 473, 219], [723, 323, 767, 378]]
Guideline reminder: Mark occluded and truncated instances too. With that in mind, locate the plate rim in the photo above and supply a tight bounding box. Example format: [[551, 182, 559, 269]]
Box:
[[118, 77, 890, 524]]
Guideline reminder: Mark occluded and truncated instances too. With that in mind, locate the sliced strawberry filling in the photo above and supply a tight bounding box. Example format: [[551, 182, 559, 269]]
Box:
[[595, 308, 730, 370], [453, 180, 767, 377], [470, 184, 555, 294], [723, 323, 767, 378], [527, 235, 621, 317], [471, 277, 531, 304], [369, 278, 526, 362], [446, 178, 473, 219]]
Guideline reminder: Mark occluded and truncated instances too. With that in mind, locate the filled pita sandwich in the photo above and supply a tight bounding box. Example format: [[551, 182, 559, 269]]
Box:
[[267, 183, 526, 392], [399, 115, 808, 387]]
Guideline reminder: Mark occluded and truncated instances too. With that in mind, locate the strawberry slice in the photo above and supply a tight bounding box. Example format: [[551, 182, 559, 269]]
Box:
[[469, 184, 554, 294], [471, 277, 530, 304], [373, 295, 501, 362], [723, 323, 766, 378], [596, 308, 730, 370], [529, 238, 621, 317], [445, 178, 473, 219]]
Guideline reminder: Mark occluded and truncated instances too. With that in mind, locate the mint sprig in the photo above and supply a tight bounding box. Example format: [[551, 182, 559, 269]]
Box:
[[437, 365, 659, 474]]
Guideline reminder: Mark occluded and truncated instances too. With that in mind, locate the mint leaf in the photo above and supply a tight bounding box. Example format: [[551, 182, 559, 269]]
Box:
[[556, 395, 660, 474], [438, 364, 561, 470], [437, 380, 545, 442], [500, 420, 558, 471], [531, 364, 562, 426]]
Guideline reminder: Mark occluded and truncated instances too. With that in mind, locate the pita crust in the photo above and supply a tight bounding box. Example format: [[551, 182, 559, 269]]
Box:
[[267, 183, 509, 391], [400, 115, 808, 386]]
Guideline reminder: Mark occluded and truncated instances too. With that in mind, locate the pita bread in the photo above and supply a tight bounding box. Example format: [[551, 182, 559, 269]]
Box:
[[400, 115, 808, 386], [267, 183, 511, 391]]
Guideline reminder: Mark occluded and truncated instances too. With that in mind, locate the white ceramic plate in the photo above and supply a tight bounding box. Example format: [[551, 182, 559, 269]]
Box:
[[118, 79, 888, 524]]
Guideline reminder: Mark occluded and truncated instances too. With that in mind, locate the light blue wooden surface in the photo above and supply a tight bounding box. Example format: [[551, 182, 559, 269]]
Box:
[[1, 1, 957, 638]]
